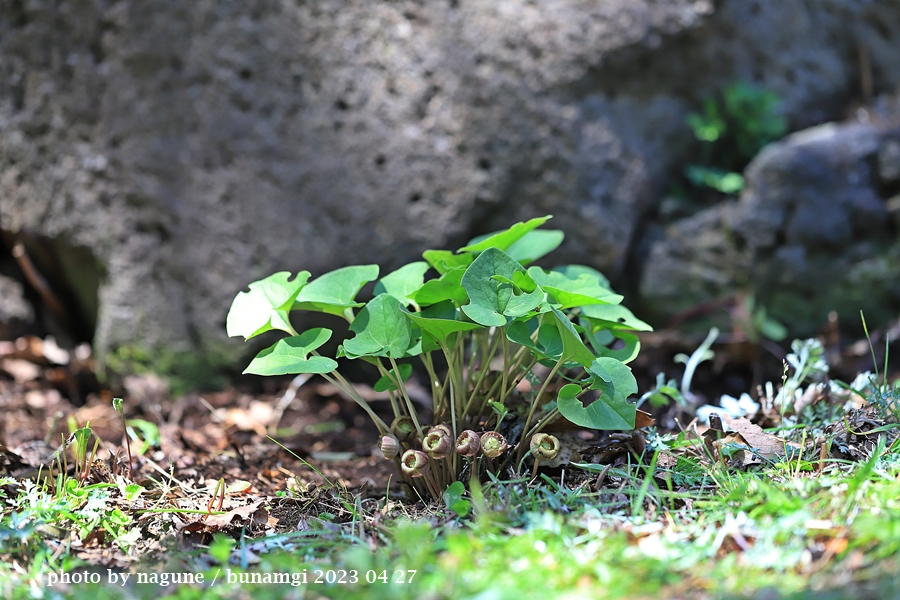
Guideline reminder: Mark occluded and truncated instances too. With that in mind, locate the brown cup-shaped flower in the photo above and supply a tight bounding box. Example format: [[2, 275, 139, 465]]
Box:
[[455, 430, 481, 458], [428, 423, 453, 439], [480, 431, 508, 458], [423, 429, 452, 460], [378, 434, 400, 460], [391, 416, 416, 442], [530, 433, 560, 460], [400, 449, 430, 478]]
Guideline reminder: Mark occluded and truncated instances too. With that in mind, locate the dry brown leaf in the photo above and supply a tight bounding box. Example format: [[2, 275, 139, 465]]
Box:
[[72, 402, 118, 436], [0, 341, 15, 357], [721, 415, 802, 460], [634, 409, 656, 429], [203, 499, 266, 528], [223, 401, 274, 436], [39, 337, 71, 365], [1, 358, 41, 383], [0, 444, 29, 473], [793, 383, 827, 414], [824, 537, 848, 555], [24, 388, 62, 409]]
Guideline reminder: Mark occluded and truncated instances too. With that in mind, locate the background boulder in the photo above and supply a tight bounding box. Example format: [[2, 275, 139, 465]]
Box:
[[640, 115, 900, 335], [0, 274, 34, 340], [1, 0, 900, 385]]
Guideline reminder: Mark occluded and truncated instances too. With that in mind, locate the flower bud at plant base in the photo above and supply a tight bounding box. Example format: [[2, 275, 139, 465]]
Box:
[[428, 423, 453, 439], [480, 431, 508, 458], [530, 433, 560, 460], [379, 434, 400, 460], [455, 430, 481, 458], [391, 416, 416, 442], [400, 449, 430, 478], [423, 430, 451, 460]]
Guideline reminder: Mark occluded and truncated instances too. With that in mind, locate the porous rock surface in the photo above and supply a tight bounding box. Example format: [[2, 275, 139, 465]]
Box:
[[2, 0, 900, 380], [641, 115, 900, 335], [0, 275, 34, 340]]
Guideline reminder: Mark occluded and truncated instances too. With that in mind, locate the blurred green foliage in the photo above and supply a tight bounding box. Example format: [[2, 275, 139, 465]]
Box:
[[686, 82, 787, 194]]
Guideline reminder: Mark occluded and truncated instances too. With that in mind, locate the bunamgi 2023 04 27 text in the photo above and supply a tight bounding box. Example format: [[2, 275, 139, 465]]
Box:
[[44, 568, 417, 588]]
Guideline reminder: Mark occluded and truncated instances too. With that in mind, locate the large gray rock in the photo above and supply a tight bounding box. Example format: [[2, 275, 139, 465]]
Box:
[[2, 0, 900, 384], [641, 117, 900, 335], [0, 275, 34, 340]]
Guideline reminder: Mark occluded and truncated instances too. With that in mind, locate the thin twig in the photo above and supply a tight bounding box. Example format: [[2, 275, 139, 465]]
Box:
[[269, 374, 313, 435]]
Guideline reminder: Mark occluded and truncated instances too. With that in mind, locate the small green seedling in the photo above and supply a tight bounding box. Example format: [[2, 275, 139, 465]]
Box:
[[126, 418, 161, 456], [205, 478, 253, 516], [442, 481, 471, 518], [208, 478, 226, 514], [123, 482, 146, 502], [67, 423, 99, 484], [112, 397, 135, 481], [227, 216, 651, 498]]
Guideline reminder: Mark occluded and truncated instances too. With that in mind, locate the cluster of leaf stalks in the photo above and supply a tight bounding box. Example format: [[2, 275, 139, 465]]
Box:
[[227, 216, 650, 498]]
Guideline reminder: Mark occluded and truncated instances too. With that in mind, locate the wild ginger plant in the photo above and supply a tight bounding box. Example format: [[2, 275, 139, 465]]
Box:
[[226, 216, 651, 498]]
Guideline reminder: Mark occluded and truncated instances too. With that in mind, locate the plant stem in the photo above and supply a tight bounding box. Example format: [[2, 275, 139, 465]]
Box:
[[439, 340, 466, 428], [516, 356, 565, 466], [115, 404, 136, 481], [500, 334, 509, 409], [81, 438, 100, 485], [321, 371, 390, 433], [463, 329, 481, 398], [422, 461, 443, 499], [462, 329, 503, 417], [375, 360, 403, 418], [480, 341, 532, 411], [526, 407, 561, 439], [421, 352, 442, 411], [453, 333, 467, 424], [389, 356, 424, 438], [475, 356, 538, 427]]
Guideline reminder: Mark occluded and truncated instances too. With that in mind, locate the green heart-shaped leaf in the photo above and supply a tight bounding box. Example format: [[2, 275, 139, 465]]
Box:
[[422, 250, 474, 275], [581, 304, 653, 331], [414, 267, 468, 307], [374, 262, 430, 305], [549, 307, 596, 367], [294, 265, 379, 319], [552, 265, 610, 288], [506, 319, 567, 361], [528, 267, 622, 309], [556, 381, 636, 431], [458, 215, 552, 253], [588, 357, 639, 397], [506, 319, 539, 352], [505, 229, 564, 265], [227, 271, 310, 340], [342, 294, 413, 359], [461, 248, 544, 327], [536, 323, 565, 359], [374, 363, 413, 392], [401, 325, 443, 357], [401, 302, 482, 345], [583, 326, 641, 363], [244, 329, 337, 375]]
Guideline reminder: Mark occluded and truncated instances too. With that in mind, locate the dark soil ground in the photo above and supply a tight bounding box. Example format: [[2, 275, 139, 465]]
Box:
[[1, 317, 897, 568], [3, 319, 894, 486]]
